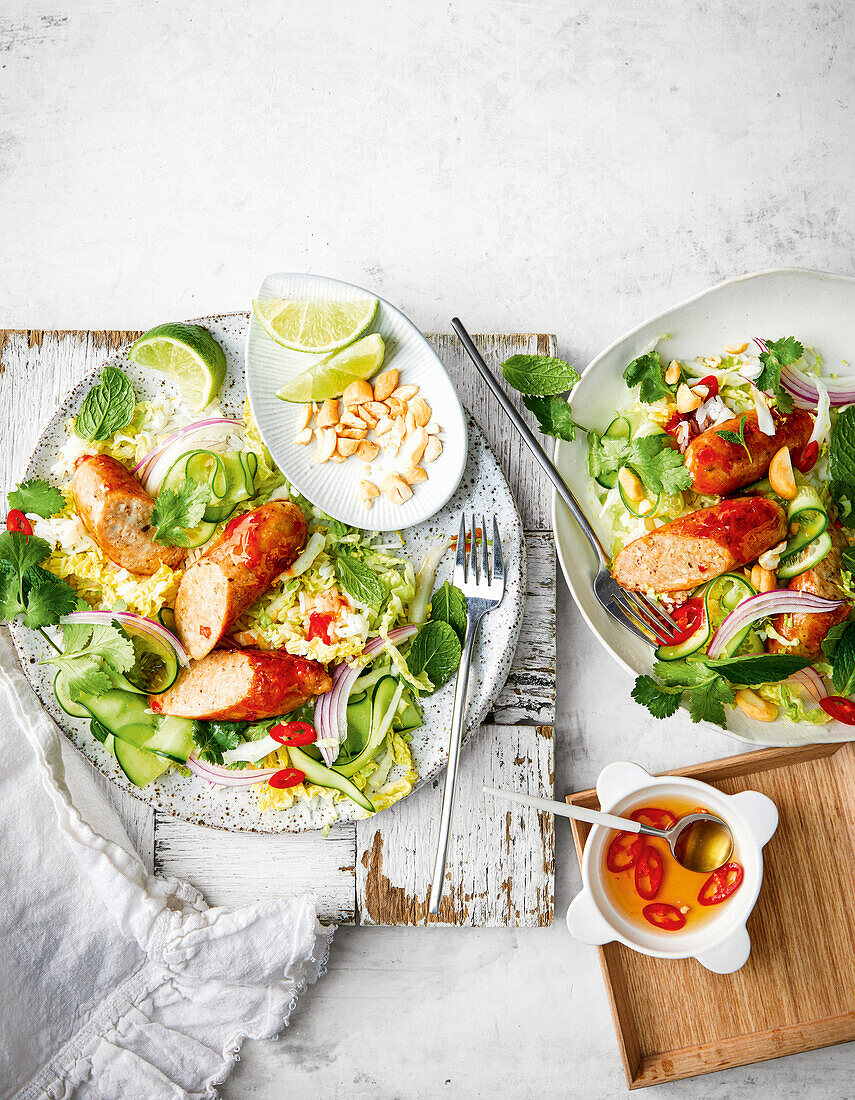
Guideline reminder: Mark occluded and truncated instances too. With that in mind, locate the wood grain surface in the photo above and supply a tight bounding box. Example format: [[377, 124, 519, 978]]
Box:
[[567, 743, 855, 1088], [0, 324, 556, 926]]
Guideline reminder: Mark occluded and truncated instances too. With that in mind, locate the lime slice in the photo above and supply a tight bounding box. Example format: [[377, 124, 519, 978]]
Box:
[[276, 333, 386, 402], [129, 323, 227, 411], [253, 297, 378, 354]]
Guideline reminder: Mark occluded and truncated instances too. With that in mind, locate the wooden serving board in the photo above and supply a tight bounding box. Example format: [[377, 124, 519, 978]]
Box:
[[566, 743, 855, 1088], [0, 324, 556, 926]]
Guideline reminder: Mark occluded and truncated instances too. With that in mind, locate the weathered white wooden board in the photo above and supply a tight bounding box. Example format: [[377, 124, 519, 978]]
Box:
[[0, 326, 556, 926]]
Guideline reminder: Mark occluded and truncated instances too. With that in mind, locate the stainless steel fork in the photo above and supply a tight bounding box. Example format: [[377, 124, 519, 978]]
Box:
[[450, 317, 680, 647], [428, 513, 505, 915]]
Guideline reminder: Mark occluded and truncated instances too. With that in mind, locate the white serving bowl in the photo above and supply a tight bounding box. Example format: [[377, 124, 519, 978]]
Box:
[[566, 761, 778, 974], [552, 268, 855, 747], [245, 272, 468, 530]]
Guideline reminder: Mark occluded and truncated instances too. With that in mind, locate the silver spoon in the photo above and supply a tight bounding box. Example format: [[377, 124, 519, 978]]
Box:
[[484, 786, 733, 874]]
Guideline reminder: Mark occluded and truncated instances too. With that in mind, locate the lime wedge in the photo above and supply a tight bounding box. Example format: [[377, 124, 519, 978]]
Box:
[[276, 334, 386, 402], [129, 323, 227, 411], [253, 297, 378, 354]]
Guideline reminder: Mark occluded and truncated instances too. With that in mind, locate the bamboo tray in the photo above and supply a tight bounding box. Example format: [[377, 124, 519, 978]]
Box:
[[566, 742, 855, 1089]]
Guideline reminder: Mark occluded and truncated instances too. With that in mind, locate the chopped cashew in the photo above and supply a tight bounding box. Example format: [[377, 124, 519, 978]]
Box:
[[424, 436, 443, 462], [293, 427, 314, 445], [343, 379, 373, 405], [735, 688, 777, 722], [373, 368, 399, 401], [315, 399, 339, 429], [676, 383, 702, 413], [769, 446, 797, 500]]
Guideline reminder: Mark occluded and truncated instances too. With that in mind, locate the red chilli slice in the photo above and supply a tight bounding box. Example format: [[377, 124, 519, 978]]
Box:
[[268, 768, 306, 789], [6, 510, 32, 536], [630, 806, 678, 831], [606, 831, 644, 873], [698, 861, 744, 905], [271, 721, 317, 747], [642, 902, 686, 931], [634, 846, 664, 900]]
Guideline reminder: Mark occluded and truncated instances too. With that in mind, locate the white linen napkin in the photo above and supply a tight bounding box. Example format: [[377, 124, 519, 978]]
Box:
[[0, 628, 334, 1100]]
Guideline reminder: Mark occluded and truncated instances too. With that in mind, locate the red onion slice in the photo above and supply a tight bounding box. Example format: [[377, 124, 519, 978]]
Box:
[[60, 610, 189, 667], [754, 337, 855, 409], [133, 417, 245, 492], [706, 591, 845, 659], [787, 667, 827, 705], [314, 624, 419, 765], [186, 755, 279, 788]]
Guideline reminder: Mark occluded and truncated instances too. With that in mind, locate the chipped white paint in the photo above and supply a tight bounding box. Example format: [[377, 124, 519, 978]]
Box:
[[0, 325, 555, 926]]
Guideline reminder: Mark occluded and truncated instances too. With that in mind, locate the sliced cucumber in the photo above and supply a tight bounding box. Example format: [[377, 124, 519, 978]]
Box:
[[288, 745, 375, 813], [75, 689, 194, 763], [777, 531, 833, 580], [655, 607, 710, 660], [334, 677, 399, 778], [54, 671, 90, 718], [592, 416, 630, 489], [617, 474, 660, 518], [115, 738, 170, 788], [121, 625, 180, 694], [706, 573, 757, 656], [144, 715, 196, 763]]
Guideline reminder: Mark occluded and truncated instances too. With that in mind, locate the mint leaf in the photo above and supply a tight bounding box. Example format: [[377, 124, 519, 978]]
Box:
[[151, 477, 210, 546], [756, 337, 802, 415], [521, 394, 581, 441], [830, 622, 855, 695], [74, 365, 136, 441], [334, 554, 386, 606], [501, 355, 579, 396], [822, 620, 850, 661], [8, 478, 65, 518], [631, 675, 682, 718], [829, 407, 855, 524], [700, 653, 813, 685], [407, 620, 462, 692], [715, 415, 751, 459], [429, 581, 466, 641], [622, 351, 675, 403]]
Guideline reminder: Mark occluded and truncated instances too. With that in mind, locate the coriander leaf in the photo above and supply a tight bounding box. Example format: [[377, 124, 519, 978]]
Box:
[[631, 675, 682, 719], [22, 566, 78, 628], [622, 351, 675, 404], [87, 623, 135, 673], [65, 660, 113, 701], [625, 435, 692, 495], [756, 337, 802, 415], [75, 365, 136, 441], [0, 561, 25, 620], [334, 554, 386, 606], [586, 430, 629, 484], [407, 620, 462, 693], [46, 620, 135, 698], [687, 676, 733, 728], [429, 581, 466, 641], [822, 619, 850, 661], [193, 720, 246, 764], [0, 530, 51, 576], [715, 415, 751, 459], [700, 653, 814, 685], [830, 622, 855, 695], [501, 354, 579, 396], [151, 477, 210, 546], [521, 394, 582, 440], [652, 659, 718, 688], [8, 478, 65, 518]]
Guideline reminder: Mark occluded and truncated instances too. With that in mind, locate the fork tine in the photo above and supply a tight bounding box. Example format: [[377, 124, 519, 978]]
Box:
[[612, 591, 664, 644], [454, 513, 467, 584], [481, 514, 490, 582], [632, 590, 679, 634], [608, 598, 658, 647], [492, 516, 503, 585], [623, 594, 676, 640], [470, 512, 480, 583]]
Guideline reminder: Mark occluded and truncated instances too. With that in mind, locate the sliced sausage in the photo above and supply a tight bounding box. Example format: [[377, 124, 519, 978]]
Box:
[[174, 501, 307, 660], [613, 496, 788, 593], [72, 454, 185, 575], [149, 648, 332, 721], [685, 409, 813, 495], [766, 523, 850, 657]]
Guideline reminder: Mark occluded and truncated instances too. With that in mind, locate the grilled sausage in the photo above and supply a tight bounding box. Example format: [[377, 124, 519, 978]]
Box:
[[766, 523, 850, 657], [72, 454, 185, 575], [613, 497, 788, 593], [149, 648, 332, 721], [173, 501, 307, 660], [685, 409, 813, 495]]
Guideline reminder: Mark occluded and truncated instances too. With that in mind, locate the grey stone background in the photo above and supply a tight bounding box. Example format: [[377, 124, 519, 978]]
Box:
[[1, 1, 852, 1096]]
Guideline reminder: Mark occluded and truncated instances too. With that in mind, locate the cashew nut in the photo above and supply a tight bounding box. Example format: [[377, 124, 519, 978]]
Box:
[[769, 446, 797, 500], [735, 688, 777, 723]]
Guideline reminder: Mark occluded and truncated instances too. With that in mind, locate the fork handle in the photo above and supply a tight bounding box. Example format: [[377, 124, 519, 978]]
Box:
[[450, 318, 609, 566], [428, 612, 481, 916]]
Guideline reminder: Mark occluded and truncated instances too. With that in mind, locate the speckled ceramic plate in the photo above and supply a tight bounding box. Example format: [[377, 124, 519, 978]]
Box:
[[9, 313, 525, 832], [245, 273, 468, 530]]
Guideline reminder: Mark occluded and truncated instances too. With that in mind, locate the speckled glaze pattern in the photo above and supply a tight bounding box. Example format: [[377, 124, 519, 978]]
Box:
[[9, 314, 525, 833], [245, 273, 468, 530]]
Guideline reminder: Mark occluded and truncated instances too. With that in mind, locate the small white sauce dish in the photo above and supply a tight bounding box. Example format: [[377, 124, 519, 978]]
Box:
[[566, 762, 778, 974]]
